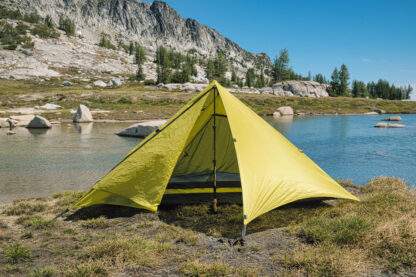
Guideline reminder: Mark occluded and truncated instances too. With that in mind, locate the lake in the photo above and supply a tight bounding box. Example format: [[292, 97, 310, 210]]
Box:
[[1, 114, 415, 202]]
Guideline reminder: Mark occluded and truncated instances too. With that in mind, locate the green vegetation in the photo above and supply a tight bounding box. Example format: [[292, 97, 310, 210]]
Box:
[[134, 44, 147, 81], [206, 51, 228, 84], [155, 46, 197, 84], [98, 33, 116, 49], [58, 16, 76, 36], [329, 64, 350, 96], [3, 243, 32, 264], [32, 23, 59, 39], [0, 21, 33, 50], [1, 177, 416, 275]]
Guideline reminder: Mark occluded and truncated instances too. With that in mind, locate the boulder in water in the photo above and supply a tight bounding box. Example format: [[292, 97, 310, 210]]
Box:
[[26, 115, 52, 129], [383, 116, 402, 121], [274, 106, 294, 116], [374, 122, 405, 128], [117, 120, 167, 138], [73, 104, 93, 123]]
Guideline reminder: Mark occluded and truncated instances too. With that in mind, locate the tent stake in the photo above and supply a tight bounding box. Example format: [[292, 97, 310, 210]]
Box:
[[241, 224, 247, 240], [212, 89, 218, 213]]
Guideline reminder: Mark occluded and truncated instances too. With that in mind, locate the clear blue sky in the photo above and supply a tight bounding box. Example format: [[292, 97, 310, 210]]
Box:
[[153, 0, 415, 96]]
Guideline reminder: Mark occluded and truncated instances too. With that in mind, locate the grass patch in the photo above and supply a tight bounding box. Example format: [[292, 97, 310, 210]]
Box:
[[79, 216, 110, 229], [298, 215, 371, 245], [3, 242, 32, 264], [16, 215, 54, 230], [30, 266, 56, 277], [53, 191, 84, 212], [180, 260, 230, 276], [3, 200, 47, 216], [83, 235, 171, 268]]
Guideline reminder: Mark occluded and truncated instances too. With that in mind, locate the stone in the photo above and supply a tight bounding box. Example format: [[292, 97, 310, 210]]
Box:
[[0, 118, 8, 128], [39, 103, 62, 110], [93, 80, 107, 88], [364, 112, 379, 115], [275, 106, 294, 116], [73, 104, 93, 123], [9, 115, 35, 127], [111, 78, 123, 87], [6, 130, 16, 135], [383, 116, 402, 121], [272, 112, 281, 118], [373, 108, 386, 114], [374, 122, 405, 128], [117, 120, 167, 138], [26, 115, 52, 129], [271, 81, 329, 97], [63, 80, 73, 86]]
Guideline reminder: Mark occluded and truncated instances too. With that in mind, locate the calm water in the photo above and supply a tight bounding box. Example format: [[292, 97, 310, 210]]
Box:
[[1, 115, 415, 202]]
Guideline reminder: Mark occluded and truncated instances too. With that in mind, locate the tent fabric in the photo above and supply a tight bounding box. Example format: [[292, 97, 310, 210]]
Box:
[[75, 80, 358, 225]]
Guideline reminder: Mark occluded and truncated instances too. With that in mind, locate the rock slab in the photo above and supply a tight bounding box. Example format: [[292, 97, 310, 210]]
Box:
[[26, 115, 52, 129], [73, 104, 93, 123], [374, 122, 405, 128], [273, 106, 294, 117], [117, 120, 167, 138]]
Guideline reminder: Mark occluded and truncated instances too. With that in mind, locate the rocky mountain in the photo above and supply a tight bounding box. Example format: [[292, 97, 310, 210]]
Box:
[[0, 0, 270, 81]]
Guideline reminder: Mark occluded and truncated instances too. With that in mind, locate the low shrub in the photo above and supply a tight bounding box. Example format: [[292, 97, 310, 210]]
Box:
[[32, 23, 59, 39], [58, 16, 75, 36], [98, 33, 116, 50]]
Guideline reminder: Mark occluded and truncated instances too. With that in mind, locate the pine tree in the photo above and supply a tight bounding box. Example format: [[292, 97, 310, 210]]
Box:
[[314, 73, 327, 84], [245, 68, 256, 87], [330, 67, 340, 96], [272, 48, 290, 82], [44, 15, 54, 28], [339, 64, 350, 96], [134, 45, 146, 65], [205, 52, 228, 83], [351, 80, 368, 98]]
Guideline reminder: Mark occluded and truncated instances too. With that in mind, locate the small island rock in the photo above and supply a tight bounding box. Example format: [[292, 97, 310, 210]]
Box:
[[117, 120, 167, 138], [383, 116, 402, 121], [73, 104, 93, 123], [26, 115, 52, 129], [374, 122, 405, 128], [274, 106, 294, 117]]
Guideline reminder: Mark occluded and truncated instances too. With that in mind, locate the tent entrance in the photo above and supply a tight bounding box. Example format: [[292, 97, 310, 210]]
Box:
[[162, 89, 241, 205]]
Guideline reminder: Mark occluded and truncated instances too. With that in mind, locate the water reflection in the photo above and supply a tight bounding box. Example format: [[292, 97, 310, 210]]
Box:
[[74, 123, 93, 135]]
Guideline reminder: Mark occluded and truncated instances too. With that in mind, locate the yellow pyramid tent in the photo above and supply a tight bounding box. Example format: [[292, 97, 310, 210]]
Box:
[[75, 81, 358, 230]]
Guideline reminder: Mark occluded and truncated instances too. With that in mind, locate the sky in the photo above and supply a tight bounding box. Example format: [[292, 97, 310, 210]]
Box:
[[151, 0, 416, 98]]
